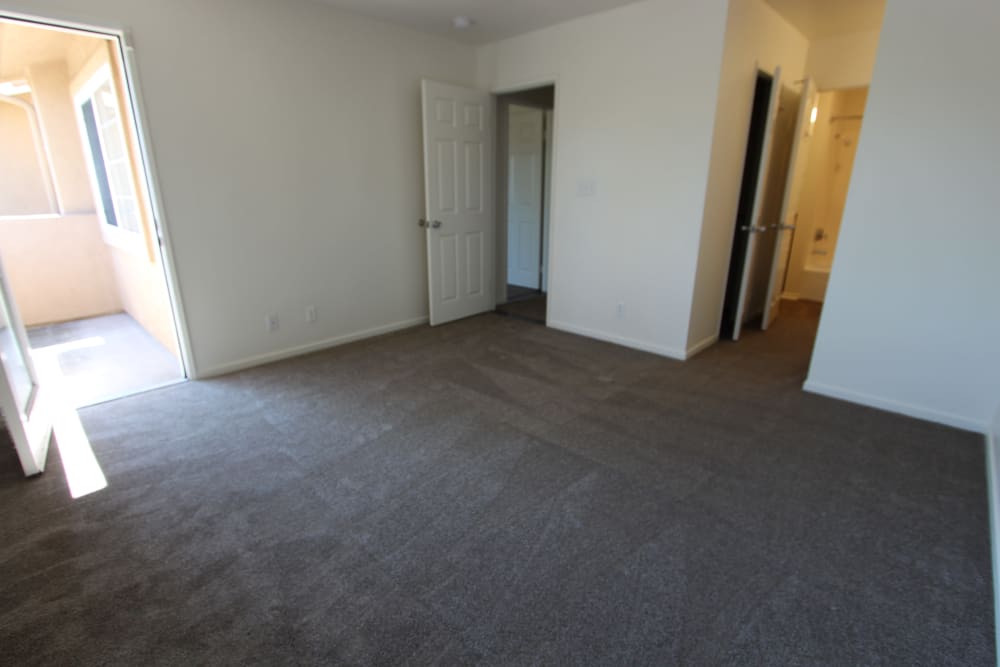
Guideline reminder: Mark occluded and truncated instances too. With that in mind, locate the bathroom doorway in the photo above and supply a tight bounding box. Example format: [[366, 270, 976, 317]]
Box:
[[720, 73, 870, 344], [720, 69, 809, 340], [781, 87, 868, 304]]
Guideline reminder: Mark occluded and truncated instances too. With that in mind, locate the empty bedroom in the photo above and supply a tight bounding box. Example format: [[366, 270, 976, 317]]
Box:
[[0, 0, 997, 664]]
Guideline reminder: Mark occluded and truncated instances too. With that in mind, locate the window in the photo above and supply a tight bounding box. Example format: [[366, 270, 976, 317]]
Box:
[[76, 66, 142, 238]]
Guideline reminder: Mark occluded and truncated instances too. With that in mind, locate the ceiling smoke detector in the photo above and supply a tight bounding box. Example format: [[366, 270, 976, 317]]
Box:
[[452, 16, 475, 30]]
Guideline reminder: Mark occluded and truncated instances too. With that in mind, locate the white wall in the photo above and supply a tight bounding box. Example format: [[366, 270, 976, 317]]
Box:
[[5, 0, 475, 376], [477, 0, 730, 359], [807, 30, 881, 91], [685, 0, 809, 353], [806, 0, 1000, 432]]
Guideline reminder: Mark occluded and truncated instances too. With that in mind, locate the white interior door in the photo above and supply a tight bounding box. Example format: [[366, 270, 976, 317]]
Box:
[[732, 66, 782, 341], [0, 258, 53, 476], [421, 80, 494, 326], [542, 109, 553, 293], [506, 105, 544, 290], [762, 77, 815, 329]]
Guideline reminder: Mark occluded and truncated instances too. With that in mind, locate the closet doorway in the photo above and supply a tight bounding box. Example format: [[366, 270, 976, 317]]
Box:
[[495, 85, 554, 325]]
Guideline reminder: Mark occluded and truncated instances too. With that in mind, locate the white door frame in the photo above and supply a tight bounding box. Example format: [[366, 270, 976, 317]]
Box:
[[0, 8, 197, 379], [0, 256, 53, 476], [492, 79, 559, 315], [505, 104, 545, 290]]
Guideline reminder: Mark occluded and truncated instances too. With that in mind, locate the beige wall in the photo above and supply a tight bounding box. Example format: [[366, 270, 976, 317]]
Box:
[[0, 29, 178, 357], [807, 30, 881, 90], [0, 49, 121, 326], [26, 59, 94, 213], [69, 41, 179, 356], [0, 214, 121, 324], [107, 245, 178, 357], [784, 87, 868, 300], [0, 99, 50, 215]]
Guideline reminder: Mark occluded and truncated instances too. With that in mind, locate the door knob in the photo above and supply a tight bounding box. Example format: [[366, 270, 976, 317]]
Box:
[[431, 220, 442, 229], [418, 219, 428, 227], [740, 225, 768, 233]]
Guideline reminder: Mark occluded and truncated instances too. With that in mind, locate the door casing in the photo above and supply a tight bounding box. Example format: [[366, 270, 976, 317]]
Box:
[[0, 8, 196, 378]]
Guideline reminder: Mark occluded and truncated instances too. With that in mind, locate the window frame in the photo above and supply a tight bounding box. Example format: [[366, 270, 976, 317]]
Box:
[[73, 63, 145, 254]]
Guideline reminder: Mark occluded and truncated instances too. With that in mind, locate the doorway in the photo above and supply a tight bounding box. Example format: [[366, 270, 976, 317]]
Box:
[[720, 72, 776, 339], [782, 87, 868, 305], [0, 16, 187, 409], [721, 70, 809, 340], [495, 85, 554, 325], [719, 71, 870, 354]]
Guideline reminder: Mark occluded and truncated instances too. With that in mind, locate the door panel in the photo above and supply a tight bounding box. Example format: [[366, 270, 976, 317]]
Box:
[[422, 80, 494, 325], [745, 83, 800, 325], [464, 143, 483, 211], [0, 258, 53, 477], [762, 77, 815, 328], [506, 105, 544, 289], [732, 67, 781, 341], [440, 235, 459, 301], [436, 140, 457, 212], [466, 232, 484, 295]]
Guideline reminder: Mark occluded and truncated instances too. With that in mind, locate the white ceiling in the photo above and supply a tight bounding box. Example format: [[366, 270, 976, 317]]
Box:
[[315, 0, 644, 44], [764, 0, 886, 40]]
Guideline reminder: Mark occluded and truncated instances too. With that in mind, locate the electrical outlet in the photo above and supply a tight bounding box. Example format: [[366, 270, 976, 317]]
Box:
[[266, 314, 279, 332], [305, 305, 318, 324], [616, 302, 625, 319]]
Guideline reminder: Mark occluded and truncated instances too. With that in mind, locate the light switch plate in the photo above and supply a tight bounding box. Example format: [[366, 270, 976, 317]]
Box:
[[577, 180, 597, 197]]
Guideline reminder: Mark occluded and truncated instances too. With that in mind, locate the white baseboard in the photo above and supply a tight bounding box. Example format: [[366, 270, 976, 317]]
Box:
[[986, 413, 1000, 664], [803, 379, 988, 434], [198, 316, 429, 378], [685, 334, 719, 359], [547, 319, 687, 360]]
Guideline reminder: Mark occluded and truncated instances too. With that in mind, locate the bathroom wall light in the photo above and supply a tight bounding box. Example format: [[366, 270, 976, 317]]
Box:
[[806, 103, 819, 137]]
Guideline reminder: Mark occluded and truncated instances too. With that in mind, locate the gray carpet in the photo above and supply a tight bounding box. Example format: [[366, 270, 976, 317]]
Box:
[[0, 309, 993, 665], [506, 284, 542, 301], [497, 294, 547, 323]]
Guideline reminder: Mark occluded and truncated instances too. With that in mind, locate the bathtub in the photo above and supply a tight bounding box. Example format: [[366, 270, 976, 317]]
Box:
[[799, 259, 832, 302]]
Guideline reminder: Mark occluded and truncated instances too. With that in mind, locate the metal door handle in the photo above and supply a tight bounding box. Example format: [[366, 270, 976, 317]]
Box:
[[431, 220, 442, 229], [418, 219, 428, 227], [740, 225, 768, 233], [774, 224, 797, 231]]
